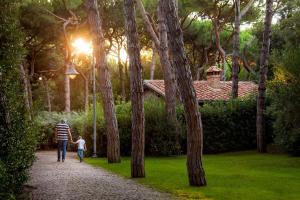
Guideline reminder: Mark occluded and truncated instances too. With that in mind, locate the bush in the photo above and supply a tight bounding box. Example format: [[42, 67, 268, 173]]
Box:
[[269, 48, 300, 156], [116, 98, 184, 156], [199, 98, 273, 153], [0, 1, 40, 198], [37, 97, 273, 156]]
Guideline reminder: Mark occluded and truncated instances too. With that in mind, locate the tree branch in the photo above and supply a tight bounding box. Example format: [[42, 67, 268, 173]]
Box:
[[42, 8, 67, 22], [240, 0, 256, 18], [136, 0, 160, 48]]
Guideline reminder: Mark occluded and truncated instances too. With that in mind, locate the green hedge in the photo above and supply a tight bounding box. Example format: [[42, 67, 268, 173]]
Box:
[[37, 97, 273, 156], [0, 1, 40, 198], [268, 48, 300, 156], [188, 98, 273, 153]]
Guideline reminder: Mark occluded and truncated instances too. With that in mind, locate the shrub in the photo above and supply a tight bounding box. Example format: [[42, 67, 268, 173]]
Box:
[[0, 1, 40, 198], [269, 48, 300, 156], [200, 98, 273, 153], [37, 97, 273, 156]]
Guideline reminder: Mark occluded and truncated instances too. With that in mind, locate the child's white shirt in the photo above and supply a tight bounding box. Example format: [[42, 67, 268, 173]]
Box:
[[75, 139, 85, 150]]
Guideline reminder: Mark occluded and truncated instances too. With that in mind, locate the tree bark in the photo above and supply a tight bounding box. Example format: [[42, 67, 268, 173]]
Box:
[[124, 0, 145, 178], [157, 1, 178, 124], [212, 20, 226, 80], [85, 0, 120, 163], [19, 63, 32, 120], [162, 0, 206, 186], [78, 70, 89, 112], [117, 45, 126, 101], [150, 44, 156, 80], [257, 0, 273, 153], [136, 0, 178, 124], [84, 76, 89, 112], [43, 78, 52, 112], [64, 73, 71, 112], [232, 0, 256, 98], [232, 0, 241, 98]]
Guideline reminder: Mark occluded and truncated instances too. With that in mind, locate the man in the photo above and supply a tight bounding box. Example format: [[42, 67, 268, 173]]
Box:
[[55, 120, 73, 162]]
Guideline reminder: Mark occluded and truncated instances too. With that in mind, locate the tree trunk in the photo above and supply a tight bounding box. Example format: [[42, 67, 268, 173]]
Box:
[[84, 76, 89, 112], [118, 45, 126, 101], [43, 78, 52, 112], [85, 0, 120, 163], [157, 1, 178, 124], [162, 0, 206, 186], [257, 0, 273, 153], [136, 0, 178, 125], [212, 20, 226, 80], [19, 63, 32, 120], [124, 0, 145, 178], [78, 70, 89, 112], [232, 0, 255, 98], [64, 73, 71, 112], [150, 44, 156, 80], [232, 0, 241, 98]]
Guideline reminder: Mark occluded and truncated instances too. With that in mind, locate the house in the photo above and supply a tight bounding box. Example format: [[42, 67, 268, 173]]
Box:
[[144, 66, 257, 103]]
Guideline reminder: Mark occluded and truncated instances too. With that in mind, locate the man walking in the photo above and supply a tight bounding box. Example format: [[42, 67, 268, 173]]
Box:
[[55, 120, 73, 162]]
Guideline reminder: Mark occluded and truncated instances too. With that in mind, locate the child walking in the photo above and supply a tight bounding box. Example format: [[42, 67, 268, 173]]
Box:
[[72, 136, 87, 162]]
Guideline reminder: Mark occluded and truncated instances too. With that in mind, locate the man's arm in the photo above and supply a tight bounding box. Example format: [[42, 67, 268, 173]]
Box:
[[68, 128, 73, 142], [84, 143, 87, 151], [54, 128, 58, 142]]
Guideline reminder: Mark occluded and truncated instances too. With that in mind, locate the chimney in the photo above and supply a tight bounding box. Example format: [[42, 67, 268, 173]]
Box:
[[206, 66, 222, 89]]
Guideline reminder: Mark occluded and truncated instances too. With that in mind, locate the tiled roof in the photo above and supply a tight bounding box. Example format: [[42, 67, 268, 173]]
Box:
[[206, 66, 222, 73], [144, 80, 257, 101]]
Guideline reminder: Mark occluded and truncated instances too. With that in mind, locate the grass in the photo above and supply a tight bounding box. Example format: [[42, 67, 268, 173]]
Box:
[[85, 151, 300, 200]]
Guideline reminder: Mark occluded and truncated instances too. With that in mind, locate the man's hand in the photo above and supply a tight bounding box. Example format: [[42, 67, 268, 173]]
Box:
[[68, 129, 73, 143]]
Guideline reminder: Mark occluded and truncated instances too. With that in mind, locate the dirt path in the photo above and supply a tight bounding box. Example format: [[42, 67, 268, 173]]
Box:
[[26, 151, 172, 200]]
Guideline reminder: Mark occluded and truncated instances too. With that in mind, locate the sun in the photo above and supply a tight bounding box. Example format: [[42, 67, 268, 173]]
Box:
[[72, 38, 93, 56], [119, 48, 128, 63]]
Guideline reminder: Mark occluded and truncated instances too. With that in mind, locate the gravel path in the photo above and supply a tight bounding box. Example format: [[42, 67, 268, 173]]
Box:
[[26, 151, 173, 200]]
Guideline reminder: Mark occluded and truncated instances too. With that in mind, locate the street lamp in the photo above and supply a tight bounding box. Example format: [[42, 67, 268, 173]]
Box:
[[65, 62, 79, 79], [71, 38, 97, 157]]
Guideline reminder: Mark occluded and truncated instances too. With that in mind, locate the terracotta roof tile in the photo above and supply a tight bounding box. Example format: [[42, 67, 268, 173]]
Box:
[[206, 66, 222, 73], [144, 80, 257, 101]]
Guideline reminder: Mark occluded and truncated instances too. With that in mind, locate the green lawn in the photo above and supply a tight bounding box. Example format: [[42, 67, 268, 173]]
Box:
[[85, 152, 300, 200]]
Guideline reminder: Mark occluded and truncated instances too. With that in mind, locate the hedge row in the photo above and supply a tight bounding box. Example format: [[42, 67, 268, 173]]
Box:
[[0, 1, 40, 198], [37, 97, 273, 156]]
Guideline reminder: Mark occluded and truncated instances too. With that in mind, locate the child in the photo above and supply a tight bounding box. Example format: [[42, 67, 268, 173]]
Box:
[[72, 136, 87, 162]]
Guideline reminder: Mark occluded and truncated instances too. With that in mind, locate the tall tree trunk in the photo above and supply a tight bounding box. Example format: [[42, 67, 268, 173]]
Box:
[[150, 44, 156, 80], [78, 70, 89, 112], [85, 0, 120, 163], [84, 76, 89, 112], [232, 0, 241, 98], [257, 0, 273, 153], [118, 45, 126, 101], [64, 73, 71, 112], [43, 78, 52, 112], [19, 63, 32, 120], [124, 0, 145, 178], [232, 0, 255, 98], [162, 0, 206, 186], [212, 20, 226, 80], [136, 0, 178, 125], [157, 2, 178, 124]]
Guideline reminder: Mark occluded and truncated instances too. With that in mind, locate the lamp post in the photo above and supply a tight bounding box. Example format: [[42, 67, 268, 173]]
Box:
[[65, 62, 79, 79]]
